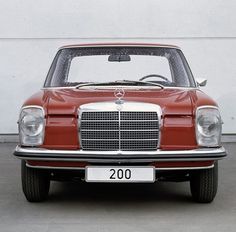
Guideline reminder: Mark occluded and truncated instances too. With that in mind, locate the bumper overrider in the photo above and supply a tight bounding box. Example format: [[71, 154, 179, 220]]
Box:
[[14, 146, 227, 166]]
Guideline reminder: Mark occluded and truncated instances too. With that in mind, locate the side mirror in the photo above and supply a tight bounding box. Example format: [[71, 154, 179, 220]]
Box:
[[196, 78, 207, 87]]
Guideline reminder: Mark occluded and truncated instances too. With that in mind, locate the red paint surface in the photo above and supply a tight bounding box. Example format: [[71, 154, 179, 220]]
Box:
[[151, 161, 214, 168], [19, 44, 220, 170], [27, 160, 214, 168], [27, 160, 87, 167], [23, 87, 217, 150]]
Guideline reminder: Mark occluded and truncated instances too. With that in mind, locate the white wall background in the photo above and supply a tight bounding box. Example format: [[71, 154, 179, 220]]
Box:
[[0, 0, 235, 134]]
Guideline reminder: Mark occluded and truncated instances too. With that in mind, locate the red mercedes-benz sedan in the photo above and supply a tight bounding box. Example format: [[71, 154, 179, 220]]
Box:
[[14, 43, 226, 203]]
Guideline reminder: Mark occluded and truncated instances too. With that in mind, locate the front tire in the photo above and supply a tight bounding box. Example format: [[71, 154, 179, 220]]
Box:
[[21, 160, 50, 202], [190, 162, 218, 203]]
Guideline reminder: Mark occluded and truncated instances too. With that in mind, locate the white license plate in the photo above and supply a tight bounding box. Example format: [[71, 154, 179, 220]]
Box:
[[85, 166, 155, 183]]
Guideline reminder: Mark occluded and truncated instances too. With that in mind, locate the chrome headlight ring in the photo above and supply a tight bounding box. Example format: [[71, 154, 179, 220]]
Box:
[[195, 106, 222, 147], [19, 105, 45, 146]]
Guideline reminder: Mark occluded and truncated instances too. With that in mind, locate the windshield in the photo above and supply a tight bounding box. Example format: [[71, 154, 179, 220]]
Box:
[[44, 47, 196, 88]]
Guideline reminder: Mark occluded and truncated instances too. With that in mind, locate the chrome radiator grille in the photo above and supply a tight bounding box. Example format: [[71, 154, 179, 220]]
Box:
[[80, 111, 159, 151]]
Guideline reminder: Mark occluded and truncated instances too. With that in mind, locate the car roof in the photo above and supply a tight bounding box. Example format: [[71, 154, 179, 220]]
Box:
[[59, 43, 180, 50]]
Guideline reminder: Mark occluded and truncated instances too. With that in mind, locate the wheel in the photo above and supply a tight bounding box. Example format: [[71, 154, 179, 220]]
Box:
[[21, 160, 50, 202], [190, 162, 218, 203]]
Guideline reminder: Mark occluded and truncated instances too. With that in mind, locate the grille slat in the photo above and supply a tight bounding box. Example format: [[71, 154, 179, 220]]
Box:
[[121, 130, 159, 140], [120, 112, 158, 121], [81, 140, 119, 151], [81, 121, 119, 131], [120, 121, 159, 130], [81, 112, 119, 121], [121, 140, 158, 151], [80, 111, 159, 151], [81, 130, 119, 140]]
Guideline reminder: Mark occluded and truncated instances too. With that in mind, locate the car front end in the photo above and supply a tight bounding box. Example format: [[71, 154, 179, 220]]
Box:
[[14, 43, 227, 202]]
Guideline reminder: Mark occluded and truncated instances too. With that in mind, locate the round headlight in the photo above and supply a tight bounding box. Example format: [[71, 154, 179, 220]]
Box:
[[19, 106, 45, 146], [20, 114, 44, 136], [197, 113, 221, 137], [196, 107, 222, 147]]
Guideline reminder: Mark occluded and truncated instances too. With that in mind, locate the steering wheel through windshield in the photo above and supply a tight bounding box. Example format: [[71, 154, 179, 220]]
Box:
[[139, 74, 170, 82]]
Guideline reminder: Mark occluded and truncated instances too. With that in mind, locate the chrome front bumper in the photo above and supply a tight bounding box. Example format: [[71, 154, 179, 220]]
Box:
[[14, 146, 227, 163]]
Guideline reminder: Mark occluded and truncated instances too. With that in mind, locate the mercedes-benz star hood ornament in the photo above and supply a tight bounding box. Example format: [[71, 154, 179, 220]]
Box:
[[114, 88, 125, 107]]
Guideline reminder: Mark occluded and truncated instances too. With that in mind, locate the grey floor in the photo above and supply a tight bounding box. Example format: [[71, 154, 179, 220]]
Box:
[[0, 143, 235, 232]]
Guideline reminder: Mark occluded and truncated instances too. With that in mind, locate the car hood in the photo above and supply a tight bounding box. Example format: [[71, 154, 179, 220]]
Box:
[[24, 87, 217, 116], [42, 88, 198, 116]]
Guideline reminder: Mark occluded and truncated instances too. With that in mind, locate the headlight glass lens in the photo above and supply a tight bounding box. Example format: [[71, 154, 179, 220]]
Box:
[[196, 107, 222, 147], [19, 107, 45, 146]]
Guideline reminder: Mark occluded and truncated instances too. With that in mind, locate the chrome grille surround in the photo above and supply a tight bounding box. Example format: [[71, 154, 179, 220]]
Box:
[[78, 101, 162, 152]]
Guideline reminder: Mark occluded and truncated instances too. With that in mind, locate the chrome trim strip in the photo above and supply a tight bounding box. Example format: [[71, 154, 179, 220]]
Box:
[[26, 163, 214, 171], [81, 120, 159, 122], [15, 146, 226, 163], [59, 44, 181, 50], [20, 105, 45, 112], [17, 156, 223, 162], [118, 108, 121, 150], [41, 86, 198, 90], [78, 101, 163, 112], [15, 145, 226, 156], [81, 129, 159, 131], [155, 164, 214, 170], [81, 139, 158, 141]]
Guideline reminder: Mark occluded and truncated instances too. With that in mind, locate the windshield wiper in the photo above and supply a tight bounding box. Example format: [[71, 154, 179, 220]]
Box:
[[121, 80, 164, 88], [75, 81, 122, 89], [75, 80, 164, 89]]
